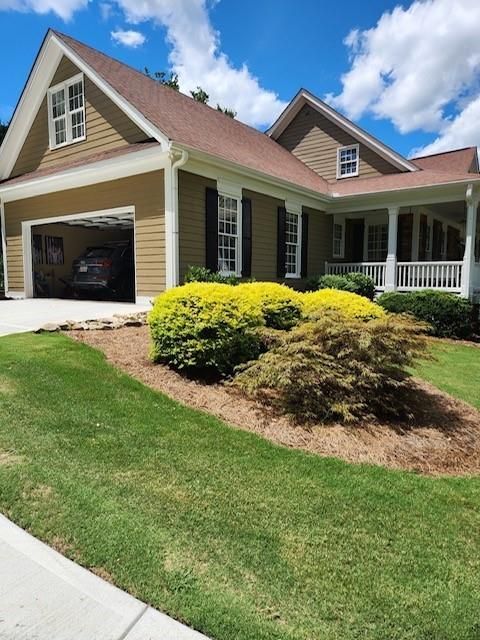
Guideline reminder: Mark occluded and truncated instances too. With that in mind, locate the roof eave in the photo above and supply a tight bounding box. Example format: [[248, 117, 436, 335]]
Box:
[[174, 143, 333, 206]]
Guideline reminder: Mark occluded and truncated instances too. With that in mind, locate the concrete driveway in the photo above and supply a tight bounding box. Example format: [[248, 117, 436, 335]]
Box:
[[0, 298, 151, 336], [0, 514, 209, 639]]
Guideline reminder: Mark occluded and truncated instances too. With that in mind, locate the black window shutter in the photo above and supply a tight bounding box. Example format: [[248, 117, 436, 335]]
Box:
[[241, 197, 252, 278], [301, 211, 309, 278], [277, 206, 287, 279], [205, 187, 219, 272]]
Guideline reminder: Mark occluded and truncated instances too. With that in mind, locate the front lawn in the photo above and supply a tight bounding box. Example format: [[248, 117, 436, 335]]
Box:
[[0, 332, 480, 640], [414, 341, 480, 410]]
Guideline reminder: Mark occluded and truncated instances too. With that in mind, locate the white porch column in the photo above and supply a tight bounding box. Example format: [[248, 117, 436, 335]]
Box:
[[461, 184, 479, 298], [385, 206, 399, 292]]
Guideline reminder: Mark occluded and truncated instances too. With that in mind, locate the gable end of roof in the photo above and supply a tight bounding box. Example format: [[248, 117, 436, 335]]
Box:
[[267, 88, 418, 174]]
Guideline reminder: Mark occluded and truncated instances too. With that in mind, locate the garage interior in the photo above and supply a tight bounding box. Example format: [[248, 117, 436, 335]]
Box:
[[31, 211, 135, 302]]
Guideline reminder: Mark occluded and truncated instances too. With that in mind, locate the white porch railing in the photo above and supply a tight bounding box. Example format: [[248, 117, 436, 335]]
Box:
[[325, 261, 464, 293], [325, 262, 386, 290], [397, 261, 463, 292]]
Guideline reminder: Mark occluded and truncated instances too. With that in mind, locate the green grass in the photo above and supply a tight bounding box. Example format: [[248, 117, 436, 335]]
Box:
[[0, 333, 480, 640], [414, 340, 480, 410]]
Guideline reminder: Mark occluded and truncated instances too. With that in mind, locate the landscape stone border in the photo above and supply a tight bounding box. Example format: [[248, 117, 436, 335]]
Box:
[[36, 312, 148, 333]]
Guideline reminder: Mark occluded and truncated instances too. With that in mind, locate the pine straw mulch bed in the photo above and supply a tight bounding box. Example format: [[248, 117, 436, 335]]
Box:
[[68, 326, 480, 477]]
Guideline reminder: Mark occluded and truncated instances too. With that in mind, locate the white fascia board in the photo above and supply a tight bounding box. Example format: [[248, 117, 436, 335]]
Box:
[[0, 146, 169, 203], [268, 90, 418, 173], [327, 179, 480, 214], [0, 36, 62, 179], [180, 145, 331, 211], [51, 34, 171, 150]]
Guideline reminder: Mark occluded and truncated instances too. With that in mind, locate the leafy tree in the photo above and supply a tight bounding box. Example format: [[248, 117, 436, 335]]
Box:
[[217, 105, 237, 119], [190, 86, 209, 104], [0, 121, 8, 144], [144, 68, 236, 118], [144, 68, 179, 90]]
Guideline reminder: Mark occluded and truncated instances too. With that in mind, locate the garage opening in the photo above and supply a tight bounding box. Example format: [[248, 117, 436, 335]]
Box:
[[30, 211, 135, 302]]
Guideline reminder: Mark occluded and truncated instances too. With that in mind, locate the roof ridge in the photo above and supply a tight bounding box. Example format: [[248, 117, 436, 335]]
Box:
[[411, 146, 477, 160]]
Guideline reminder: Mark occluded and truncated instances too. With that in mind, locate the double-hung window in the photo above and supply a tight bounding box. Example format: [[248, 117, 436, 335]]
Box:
[[337, 144, 359, 178], [285, 210, 301, 278], [333, 221, 345, 258], [218, 194, 241, 275], [367, 223, 388, 261], [48, 74, 86, 149]]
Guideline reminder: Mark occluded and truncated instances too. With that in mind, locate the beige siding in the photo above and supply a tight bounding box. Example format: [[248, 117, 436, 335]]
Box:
[[178, 169, 330, 284], [277, 104, 399, 181], [5, 170, 165, 296], [12, 57, 148, 177]]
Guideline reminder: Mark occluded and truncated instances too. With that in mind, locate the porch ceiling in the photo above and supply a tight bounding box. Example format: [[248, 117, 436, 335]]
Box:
[[421, 200, 466, 223]]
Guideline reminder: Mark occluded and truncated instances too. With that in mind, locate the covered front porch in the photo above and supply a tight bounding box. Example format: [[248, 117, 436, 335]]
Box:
[[326, 191, 480, 299]]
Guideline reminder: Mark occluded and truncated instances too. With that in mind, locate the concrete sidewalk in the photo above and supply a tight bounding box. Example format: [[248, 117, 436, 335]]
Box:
[[0, 514, 209, 640], [0, 298, 151, 337]]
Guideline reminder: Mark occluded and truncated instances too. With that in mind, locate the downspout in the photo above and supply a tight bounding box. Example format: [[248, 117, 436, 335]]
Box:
[[165, 147, 189, 289], [0, 198, 8, 295]]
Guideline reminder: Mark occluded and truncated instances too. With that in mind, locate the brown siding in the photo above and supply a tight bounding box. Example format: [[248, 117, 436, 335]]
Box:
[[12, 57, 148, 177], [397, 213, 413, 262], [178, 170, 216, 280], [5, 170, 165, 296], [178, 169, 330, 284], [277, 104, 399, 181], [304, 206, 333, 277]]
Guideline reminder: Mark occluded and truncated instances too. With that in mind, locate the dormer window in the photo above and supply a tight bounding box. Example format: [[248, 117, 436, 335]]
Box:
[[337, 144, 359, 178], [47, 74, 85, 149]]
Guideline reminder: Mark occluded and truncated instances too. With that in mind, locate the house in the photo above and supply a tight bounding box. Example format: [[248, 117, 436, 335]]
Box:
[[0, 29, 479, 303]]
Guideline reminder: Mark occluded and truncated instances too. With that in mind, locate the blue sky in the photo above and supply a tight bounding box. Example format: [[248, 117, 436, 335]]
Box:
[[0, 0, 478, 159]]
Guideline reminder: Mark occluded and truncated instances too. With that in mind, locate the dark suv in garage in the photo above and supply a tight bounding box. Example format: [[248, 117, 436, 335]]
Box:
[[70, 241, 134, 301]]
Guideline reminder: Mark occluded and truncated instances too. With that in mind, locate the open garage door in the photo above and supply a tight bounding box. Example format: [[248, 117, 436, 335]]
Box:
[[27, 209, 136, 302]]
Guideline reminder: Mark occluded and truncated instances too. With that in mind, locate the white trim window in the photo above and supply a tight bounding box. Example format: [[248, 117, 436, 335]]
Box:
[[285, 210, 301, 278], [218, 194, 241, 276], [333, 221, 345, 258], [47, 73, 86, 149], [337, 144, 359, 178], [367, 223, 388, 261]]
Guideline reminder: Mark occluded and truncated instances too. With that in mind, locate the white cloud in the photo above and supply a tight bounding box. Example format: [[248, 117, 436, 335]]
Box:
[[0, 0, 88, 20], [112, 0, 286, 128], [412, 95, 480, 157], [328, 0, 480, 154], [99, 1, 113, 20], [111, 28, 146, 48]]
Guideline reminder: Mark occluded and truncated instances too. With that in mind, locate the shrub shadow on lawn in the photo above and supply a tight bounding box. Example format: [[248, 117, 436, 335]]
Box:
[[69, 326, 480, 477]]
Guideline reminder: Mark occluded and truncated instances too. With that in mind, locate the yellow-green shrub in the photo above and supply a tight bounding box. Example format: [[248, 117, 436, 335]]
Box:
[[148, 282, 264, 374], [302, 288, 385, 321], [237, 282, 304, 329]]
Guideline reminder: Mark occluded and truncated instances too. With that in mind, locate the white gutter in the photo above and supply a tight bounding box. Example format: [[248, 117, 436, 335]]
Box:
[[0, 146, 169, 203], [164, 147, 189, 289]]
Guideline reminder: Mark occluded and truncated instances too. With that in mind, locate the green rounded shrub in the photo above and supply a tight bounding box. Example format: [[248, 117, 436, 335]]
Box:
[[306, 272, 376, 300], [237, 282, 304, 329], [377, 290, 473, 338], [149, 282, 264, 374], [184, 265, 240, 286]]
